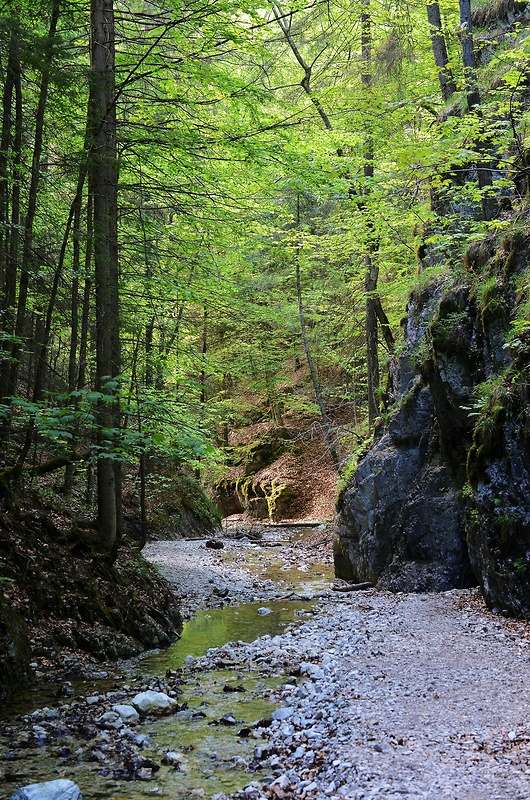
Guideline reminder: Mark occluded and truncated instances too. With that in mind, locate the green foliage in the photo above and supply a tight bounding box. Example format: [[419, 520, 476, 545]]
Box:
[[1, 0, 530, 529]]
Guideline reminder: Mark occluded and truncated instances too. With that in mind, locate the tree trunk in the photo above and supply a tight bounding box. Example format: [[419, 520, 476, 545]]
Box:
[[296, 250, 340, 472], [7, 0, 60, 404], [458, 0, 480, 111], [426, 2, 457, 102], [458, 0, 497, 220], [89, 0, 121, 558], [361, 1, 380, 428], [0, 34, 22, 406]]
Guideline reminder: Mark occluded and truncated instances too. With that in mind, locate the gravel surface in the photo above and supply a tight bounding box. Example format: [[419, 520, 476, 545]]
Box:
[[146, 535, 530, 800], [143, 524, 333, 617]]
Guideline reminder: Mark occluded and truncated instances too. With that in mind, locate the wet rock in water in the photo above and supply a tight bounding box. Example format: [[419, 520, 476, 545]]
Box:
[[112, 704, 140, 723], [131, 690, 177, 714], [10, 779, 82, 800], [206, 540, 224, 550], [96, 710, 123, 730]]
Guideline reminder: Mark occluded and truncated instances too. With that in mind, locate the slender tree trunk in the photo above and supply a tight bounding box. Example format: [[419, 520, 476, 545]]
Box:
[[296, 256, 340, 472], [361, 1, 381, 428], [274, 2, 393, 431], [89, 0, 121, 557], [458, 0, 480, 111], [272, 4, 334, 132], [7, 0, 60, 404], [0, 34, 21, 405], [0, 35, 17, 288], [426, 2, 456, 102], [458, 0, 497, 220], [78, 192, 93, 394]]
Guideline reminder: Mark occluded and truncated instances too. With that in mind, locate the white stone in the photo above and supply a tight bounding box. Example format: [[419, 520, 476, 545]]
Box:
[[131, 690, 178, 714]]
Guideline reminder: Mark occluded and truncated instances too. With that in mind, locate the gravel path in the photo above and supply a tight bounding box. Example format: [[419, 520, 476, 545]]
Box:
[[146, 536, 530, 800]]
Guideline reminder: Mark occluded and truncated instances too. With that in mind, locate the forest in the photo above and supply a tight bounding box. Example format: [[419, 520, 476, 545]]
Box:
[[2, 0, 530, 797], [1, 0, 530, 673]]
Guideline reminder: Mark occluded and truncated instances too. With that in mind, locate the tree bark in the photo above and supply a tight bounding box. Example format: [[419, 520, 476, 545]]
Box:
[[426, 2, 457, 102], [7, 0, 60, 404], [458, 0, 497, 220], [89, 0, 121, 558], [0, 33, 22, 405], [361, 1, 380, 428]]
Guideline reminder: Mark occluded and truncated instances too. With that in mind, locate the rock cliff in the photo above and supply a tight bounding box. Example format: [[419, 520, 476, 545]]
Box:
[[334, 233, 530, 615]]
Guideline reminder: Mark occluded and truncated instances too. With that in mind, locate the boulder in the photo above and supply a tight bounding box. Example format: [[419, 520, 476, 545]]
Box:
[[334, 235, 530, 611], [10, 780, 81, 800], [334, 280, 478, 593], [131, 690, 177, 714]]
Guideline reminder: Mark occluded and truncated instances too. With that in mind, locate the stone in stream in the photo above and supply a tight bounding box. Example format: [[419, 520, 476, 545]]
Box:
[[112, 703, 140, 722], [131, 690, 177, 714], [10, 780, 82, 800]]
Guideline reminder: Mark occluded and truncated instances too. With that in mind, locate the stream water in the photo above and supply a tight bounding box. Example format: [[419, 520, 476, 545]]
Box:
[[0, 531, 333, 800]]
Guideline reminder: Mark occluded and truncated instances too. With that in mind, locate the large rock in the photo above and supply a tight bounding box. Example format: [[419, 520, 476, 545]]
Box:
[[131, 690, 177, 714], [334, 233, 530, 611], [466, 360, 530, 616], [335, 383, 474, 591], [10, 780, 81, 800]]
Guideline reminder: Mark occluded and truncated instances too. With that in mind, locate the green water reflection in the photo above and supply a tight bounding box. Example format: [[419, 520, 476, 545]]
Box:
[[1, 599, 314, 800], [138, 599, 313, 673]]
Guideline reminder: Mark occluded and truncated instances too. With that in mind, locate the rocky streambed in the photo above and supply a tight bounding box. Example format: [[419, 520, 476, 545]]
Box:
[[2, 524, 530, 799]]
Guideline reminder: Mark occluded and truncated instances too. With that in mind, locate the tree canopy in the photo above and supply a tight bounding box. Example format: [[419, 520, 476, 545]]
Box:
[[0, 0, 528, 551]]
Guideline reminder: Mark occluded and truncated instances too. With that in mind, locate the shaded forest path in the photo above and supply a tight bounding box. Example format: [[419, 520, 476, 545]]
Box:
[[146, 529, 530, 800]]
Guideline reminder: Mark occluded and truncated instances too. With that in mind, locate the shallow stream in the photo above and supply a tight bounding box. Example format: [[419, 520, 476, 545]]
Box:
[[0, 528, 332, 799]]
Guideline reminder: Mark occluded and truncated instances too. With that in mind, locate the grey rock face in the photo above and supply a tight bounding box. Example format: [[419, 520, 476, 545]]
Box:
[[335, 383, 474, 591], [335, 236, 530, 609]]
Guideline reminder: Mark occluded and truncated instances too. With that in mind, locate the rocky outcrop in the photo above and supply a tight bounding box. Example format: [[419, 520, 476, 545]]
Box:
[[142, 470, 221, 540], [214, 426, 297, 521], [334, 290, 476, 591], [335, 233, 530, 613]]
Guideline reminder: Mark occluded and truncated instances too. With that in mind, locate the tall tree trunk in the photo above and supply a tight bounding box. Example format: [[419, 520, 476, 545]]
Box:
[[0, 34, 22, 405], [458, 0, 480, 111], [458, 0, 496, 220], [296, 256, 340, 472], [275, 0, 393, 429], [272, 4, 334, 132], [7, 0, 60, 404], [361, 1, 380, 428], [89, 0, 121, 557], [426, 2, 457, 102]]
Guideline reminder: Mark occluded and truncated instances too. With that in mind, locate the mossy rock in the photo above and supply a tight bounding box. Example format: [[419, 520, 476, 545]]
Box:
[[242, 428, 291, 476], [147, 469, 221, 539]]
